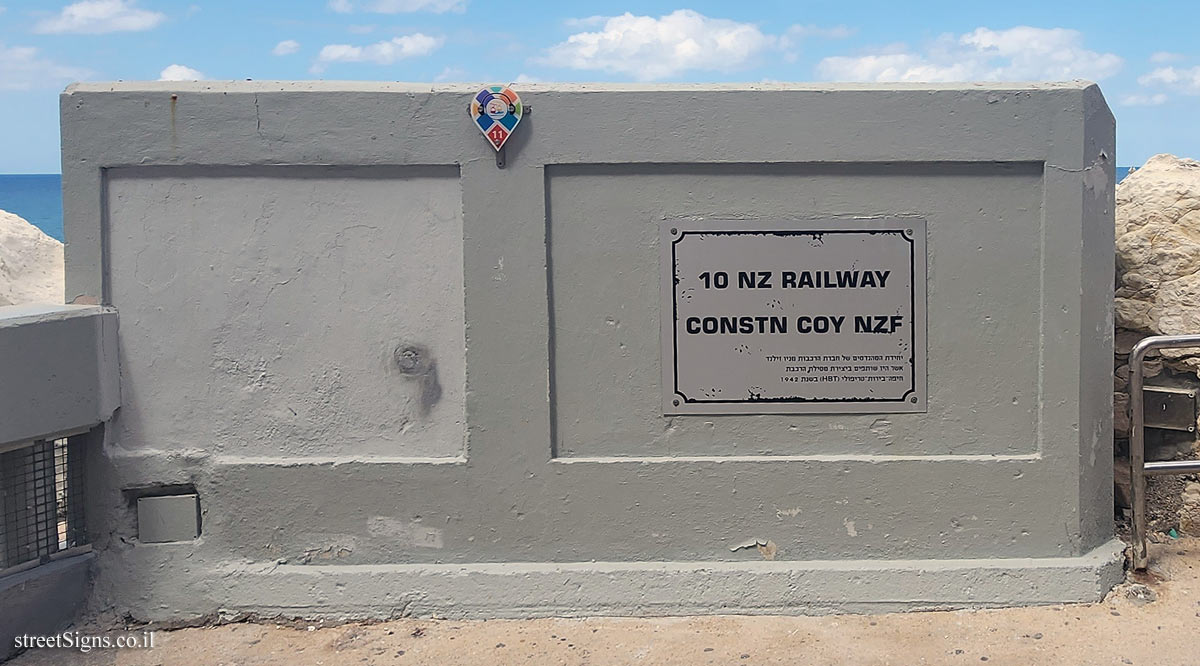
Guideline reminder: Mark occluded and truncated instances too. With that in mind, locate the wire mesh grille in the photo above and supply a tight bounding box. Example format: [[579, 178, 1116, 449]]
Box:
[[0, 436, 87, 570]]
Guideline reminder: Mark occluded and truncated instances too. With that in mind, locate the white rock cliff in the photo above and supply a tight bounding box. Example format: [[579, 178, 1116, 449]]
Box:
[[1115, 154, 1200, 371], [0, 208, 64, 306], [1112, 154, 1200, 535]]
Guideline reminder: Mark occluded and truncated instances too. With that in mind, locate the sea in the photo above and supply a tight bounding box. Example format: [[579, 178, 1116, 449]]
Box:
[[0, 168, 1141, 243], [0, 174, 63, 241]]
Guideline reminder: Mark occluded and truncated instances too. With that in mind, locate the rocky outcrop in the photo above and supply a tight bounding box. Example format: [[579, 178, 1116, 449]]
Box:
[[1182, 481, 1200, 535], [1115, 154, 1200, 372], [1113, 154, 1200, 536], [0, 208, 63, 306]]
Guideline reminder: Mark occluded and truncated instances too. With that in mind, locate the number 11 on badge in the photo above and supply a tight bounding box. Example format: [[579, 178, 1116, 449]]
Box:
[[470, 86, 523, 167]]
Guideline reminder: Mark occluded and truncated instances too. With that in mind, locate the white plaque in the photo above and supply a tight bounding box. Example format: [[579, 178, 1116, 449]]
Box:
[[661, 219, 927, 415]]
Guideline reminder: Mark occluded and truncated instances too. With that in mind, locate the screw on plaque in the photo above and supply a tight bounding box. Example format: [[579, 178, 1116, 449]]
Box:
[[469, 85, 524, 169]]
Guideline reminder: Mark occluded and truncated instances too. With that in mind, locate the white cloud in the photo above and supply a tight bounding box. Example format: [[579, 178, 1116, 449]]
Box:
[[1120, 92, 1168, 106], [542, 10, 775, 80], [786, 24, 854, 40], [0, 43, 90, 90], [272, 39, 300, 56], [433, 66, 465, 81], [777, 24, 854, 60], [34, 0, 166, 34], [1138, 66, 1200, 94], [817, 26, 1122, 82], [313, 33, 443, 71], [329, 0, 465, 13], [1150, 51, 1183, 64], [159, 64, 205, 80], [514, 73, 542, 83]]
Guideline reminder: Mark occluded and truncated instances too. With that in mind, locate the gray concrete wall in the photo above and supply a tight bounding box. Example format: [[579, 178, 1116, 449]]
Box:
[[105, 166, 465, 459], [0, 554, 94, 661], [0, 307, 112, 652], [0, 304, 118, 449], [60, 82, 1119, 621]]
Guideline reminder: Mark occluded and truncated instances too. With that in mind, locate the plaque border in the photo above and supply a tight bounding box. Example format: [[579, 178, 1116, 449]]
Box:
[[661, 217, 928, 415]]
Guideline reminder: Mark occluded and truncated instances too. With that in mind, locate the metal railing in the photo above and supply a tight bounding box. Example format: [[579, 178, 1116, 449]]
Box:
[[0, 436, 88, 576], [1129, 334, 1200, 569]]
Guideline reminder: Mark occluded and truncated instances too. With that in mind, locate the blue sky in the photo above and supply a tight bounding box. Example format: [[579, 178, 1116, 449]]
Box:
[[1, 0, 1198, 172]]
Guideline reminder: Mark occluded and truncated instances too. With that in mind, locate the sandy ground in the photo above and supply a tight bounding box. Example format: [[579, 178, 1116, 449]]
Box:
[[10, 538, 1200, 666]]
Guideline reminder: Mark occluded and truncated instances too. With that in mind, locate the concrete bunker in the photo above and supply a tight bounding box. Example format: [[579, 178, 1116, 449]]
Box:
[[32, 82, 1123, 620]]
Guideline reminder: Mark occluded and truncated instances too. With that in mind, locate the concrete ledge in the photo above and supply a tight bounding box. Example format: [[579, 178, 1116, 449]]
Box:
[[128, 540, 1125, 621], [0, 305, 119, 448], [0, 553, 94, 660]]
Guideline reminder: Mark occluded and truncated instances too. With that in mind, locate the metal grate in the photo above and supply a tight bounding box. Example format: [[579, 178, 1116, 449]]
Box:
[[0, 437, 87, 570]]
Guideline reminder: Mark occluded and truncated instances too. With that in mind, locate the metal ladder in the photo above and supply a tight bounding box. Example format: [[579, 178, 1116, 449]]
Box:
[[1129, 334, 1200, 569]]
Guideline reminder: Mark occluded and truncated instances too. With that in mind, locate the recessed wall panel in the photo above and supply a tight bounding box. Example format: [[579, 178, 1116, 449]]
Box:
[[107, 166, 465, 458], [548, 163, 1042, 458]]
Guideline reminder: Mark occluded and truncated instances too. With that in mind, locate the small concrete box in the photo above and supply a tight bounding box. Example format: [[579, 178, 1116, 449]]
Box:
[[62, 82, 1120, 620]]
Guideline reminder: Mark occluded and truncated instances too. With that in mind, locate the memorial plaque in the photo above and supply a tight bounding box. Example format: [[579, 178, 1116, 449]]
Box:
[[661, 219, 927, 415]]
